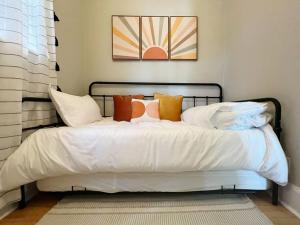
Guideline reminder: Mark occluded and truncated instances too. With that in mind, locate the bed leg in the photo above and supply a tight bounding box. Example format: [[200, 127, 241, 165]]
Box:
[[272, 182, 278, 205], [19, 185, 27, 209]]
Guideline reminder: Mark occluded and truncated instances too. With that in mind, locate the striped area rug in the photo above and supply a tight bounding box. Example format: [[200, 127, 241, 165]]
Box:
[[36, 193, 273, 225]]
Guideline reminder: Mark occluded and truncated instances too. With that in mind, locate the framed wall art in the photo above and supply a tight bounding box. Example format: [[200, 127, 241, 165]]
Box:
[[111, 15, 198, 61], [141, 16, 169, 60], [112, 15, 141, 60], [170, 16, 198, 60]]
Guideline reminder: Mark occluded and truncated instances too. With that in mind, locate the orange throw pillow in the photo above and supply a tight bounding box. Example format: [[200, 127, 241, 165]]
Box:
[[113, 95, 144, 121], [154, 93, 183, 121]]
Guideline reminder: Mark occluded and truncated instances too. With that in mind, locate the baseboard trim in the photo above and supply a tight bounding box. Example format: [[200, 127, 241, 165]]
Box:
[[279, 183, 300, 219], [0, 202, 17, 220], [281, 200, 300, 219]]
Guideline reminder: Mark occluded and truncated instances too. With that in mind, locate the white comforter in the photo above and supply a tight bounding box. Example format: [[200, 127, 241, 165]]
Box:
[[0, 119, 288, 192]]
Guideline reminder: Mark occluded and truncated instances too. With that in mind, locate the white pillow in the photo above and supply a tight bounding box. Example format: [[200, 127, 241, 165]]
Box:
[[181, 105, 215, 129], [49, 87, 102, 127]]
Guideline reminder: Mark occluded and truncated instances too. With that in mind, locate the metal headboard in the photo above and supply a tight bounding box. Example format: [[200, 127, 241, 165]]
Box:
[[89, 81, 223, 117], [21, 82, 223, 131], [21, 81, 281, 142]]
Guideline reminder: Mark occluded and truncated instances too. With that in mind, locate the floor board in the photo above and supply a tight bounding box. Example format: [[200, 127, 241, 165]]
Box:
[[0, 192, 299, 225]]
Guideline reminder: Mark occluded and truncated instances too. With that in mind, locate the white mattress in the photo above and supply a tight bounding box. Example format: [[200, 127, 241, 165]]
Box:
[[37, 170, 270, 193]]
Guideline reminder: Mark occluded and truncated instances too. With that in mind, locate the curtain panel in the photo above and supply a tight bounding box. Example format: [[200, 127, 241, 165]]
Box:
[[0, 0, 57, 210]]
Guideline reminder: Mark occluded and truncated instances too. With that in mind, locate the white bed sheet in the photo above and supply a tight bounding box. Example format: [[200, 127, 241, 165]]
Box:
[[0, 118, 288, 192], [37, 170, 270, 193]]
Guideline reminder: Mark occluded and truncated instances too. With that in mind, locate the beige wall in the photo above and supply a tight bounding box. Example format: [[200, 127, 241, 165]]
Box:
[[55, 0, 225, 95], [54, 0, 84, 95]]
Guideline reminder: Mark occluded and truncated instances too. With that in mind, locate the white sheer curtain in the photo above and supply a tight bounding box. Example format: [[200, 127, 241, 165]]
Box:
[[0, 0, 57, 210]]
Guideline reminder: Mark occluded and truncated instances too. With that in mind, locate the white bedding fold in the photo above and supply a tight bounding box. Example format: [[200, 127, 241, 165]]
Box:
[[0, 119, 288, 192], [182, 102, 270, 130], [217, 102, 267, 114]]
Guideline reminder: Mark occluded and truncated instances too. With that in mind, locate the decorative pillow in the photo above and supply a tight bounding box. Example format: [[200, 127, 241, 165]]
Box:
[[49, 86, 102, 127], [113, 95, 144, 122], [154, 93, 183, 121], [131, 99, 160, 123]]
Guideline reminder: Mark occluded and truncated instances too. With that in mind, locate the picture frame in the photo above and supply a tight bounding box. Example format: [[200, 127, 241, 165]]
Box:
[[169, 16, 198, 60], [112, 15, 141, 60], [141, 16, 169, 60]]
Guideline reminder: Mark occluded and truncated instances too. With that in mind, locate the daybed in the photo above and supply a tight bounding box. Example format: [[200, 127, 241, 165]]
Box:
[[0, 82, 287, 207]]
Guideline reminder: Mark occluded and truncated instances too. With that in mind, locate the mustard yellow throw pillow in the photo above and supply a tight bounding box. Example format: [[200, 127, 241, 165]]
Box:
[[154, 93, 183, 121]]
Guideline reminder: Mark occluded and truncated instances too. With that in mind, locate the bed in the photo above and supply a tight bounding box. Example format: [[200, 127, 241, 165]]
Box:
[[0, 81, 287, 207]]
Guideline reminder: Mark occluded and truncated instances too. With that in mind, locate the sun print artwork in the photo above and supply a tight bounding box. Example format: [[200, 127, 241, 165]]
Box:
[[170, 16, 198, 60], [141, 16, 169, 60], [112, 16, 140, 60]]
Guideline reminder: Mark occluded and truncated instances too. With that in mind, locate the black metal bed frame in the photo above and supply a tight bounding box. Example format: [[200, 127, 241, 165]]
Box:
[[19, 81, 282, 208], [88, 81, 223, 117]]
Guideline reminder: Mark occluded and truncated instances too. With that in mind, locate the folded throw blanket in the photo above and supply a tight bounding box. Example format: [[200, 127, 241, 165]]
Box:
[[181, 102, 271, 130]]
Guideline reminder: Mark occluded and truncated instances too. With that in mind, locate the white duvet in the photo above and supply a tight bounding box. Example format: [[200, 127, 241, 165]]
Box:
[[0, 119, 288, 192]]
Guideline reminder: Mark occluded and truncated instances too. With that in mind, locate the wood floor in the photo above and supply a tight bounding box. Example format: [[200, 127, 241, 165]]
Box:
[[0, 192, 299, 225]]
